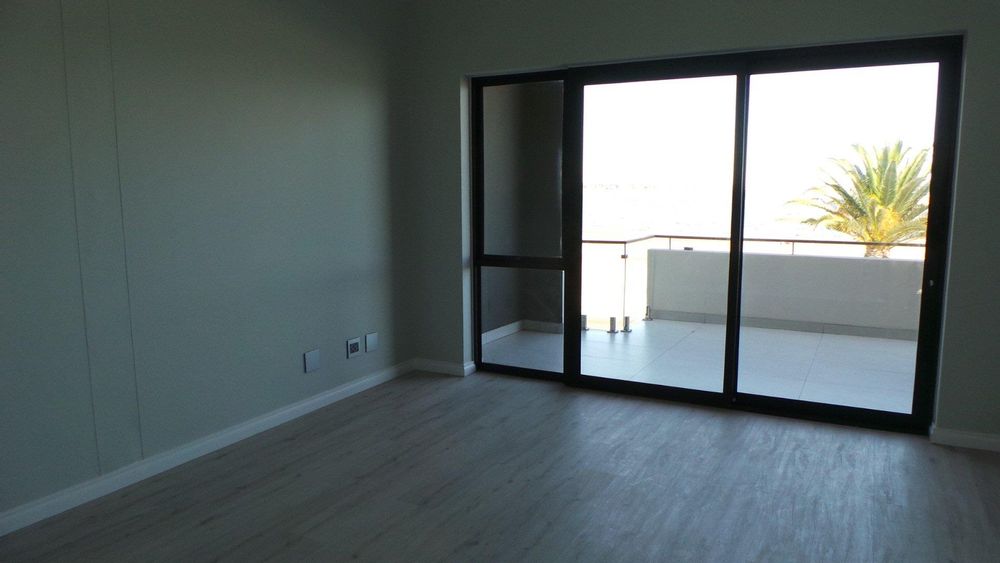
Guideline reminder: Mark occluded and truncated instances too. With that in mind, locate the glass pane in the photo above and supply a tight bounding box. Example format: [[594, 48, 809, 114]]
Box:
[[580, 76, 736, 392], [739, 63, 939, 413], [480, 267, 564, 373], [482, 81, 563, 257]]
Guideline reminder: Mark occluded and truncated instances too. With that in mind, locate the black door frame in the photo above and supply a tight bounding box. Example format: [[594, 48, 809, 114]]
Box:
[[471, 70, 570, 381], [471, 35, 964, 434]]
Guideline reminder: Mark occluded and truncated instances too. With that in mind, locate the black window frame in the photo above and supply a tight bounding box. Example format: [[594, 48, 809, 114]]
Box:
[[470, 35, 964, 434]]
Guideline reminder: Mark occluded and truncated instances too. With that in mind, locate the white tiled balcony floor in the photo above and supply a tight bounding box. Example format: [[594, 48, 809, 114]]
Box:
[[482, 319, 916, 413]]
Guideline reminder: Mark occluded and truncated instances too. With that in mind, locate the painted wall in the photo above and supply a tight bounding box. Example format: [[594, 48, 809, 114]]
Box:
[[1, 0, 102, 513], [395, 0, 1000, 436], [1, 0, 403, 512], [647, 250, 923, 335]]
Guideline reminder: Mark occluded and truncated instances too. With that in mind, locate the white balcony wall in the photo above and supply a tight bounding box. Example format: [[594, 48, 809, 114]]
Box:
[[647, 249, 923, 335]]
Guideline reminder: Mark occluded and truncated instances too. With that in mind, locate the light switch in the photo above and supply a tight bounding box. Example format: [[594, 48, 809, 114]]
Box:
[[303, 349, 320, 373], [365, 332, 378, 352]]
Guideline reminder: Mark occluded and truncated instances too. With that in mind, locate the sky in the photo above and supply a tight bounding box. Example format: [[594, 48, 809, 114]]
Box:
[[582, 63, 940, 244]]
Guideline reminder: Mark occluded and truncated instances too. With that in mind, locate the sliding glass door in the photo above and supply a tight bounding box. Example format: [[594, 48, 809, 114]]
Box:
[[579, 76, 736, 393], [738, 63, 941, 414], [472, 37, 962, 432]]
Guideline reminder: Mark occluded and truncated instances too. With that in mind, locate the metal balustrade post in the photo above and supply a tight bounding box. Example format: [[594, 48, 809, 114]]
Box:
[[621, 243, 628, 331]]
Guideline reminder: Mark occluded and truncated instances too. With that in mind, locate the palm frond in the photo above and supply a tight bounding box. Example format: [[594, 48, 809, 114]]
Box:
[[788, 142, 931, 257]]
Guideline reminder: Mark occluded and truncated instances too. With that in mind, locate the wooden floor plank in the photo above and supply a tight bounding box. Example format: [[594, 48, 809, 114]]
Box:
[[1, 371, 998, 562]]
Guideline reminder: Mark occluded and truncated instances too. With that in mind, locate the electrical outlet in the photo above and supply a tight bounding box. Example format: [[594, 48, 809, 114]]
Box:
[[365, 332, 378, 353], [346, 337, 361, 358], [303, 349, 320, 373]]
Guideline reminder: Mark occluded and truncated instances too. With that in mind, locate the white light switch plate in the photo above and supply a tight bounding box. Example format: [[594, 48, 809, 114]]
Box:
[[303, 349, 320, 373], [365, 332, 378, 352]]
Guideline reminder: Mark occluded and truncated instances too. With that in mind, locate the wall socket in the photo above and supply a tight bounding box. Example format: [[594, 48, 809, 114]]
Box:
[[346, 337, 361, 358]]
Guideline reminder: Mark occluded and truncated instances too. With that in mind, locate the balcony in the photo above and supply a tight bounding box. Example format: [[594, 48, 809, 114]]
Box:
[[482, 235, 925, 414]]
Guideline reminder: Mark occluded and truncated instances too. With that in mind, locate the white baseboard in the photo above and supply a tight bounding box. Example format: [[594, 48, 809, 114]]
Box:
[[0, 361, 411, 538], [482, 319, 564, 345], [409, 357, 476, 377], [521, 320, 564, 334], [481, 321, 522, 345], [930, 425, 1000, 452]]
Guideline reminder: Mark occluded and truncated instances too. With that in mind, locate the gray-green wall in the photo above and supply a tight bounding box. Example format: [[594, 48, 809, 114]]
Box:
[[1, 0, 102, 512], [1, 0, 404, 512], [395, 0, 1000, 437]]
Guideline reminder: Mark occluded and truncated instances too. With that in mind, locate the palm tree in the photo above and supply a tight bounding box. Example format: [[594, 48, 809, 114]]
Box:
[[792, 142, 931, 258]]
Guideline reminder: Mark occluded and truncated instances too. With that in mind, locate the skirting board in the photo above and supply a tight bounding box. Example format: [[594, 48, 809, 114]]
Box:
[[930, 425, 1000, 453], [0, 358, 469, 537], [521, 320, 564, 334], [481, 321, 523, 345], [481, 320, 564, 345], [410, 358, 476, 377]]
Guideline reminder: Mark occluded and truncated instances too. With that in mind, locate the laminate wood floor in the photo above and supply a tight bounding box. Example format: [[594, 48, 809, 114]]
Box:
[[2, 371, 999, 562]]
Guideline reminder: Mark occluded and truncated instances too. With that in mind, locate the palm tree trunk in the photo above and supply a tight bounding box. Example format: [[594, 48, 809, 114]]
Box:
[[864, 244, 891, 258]]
